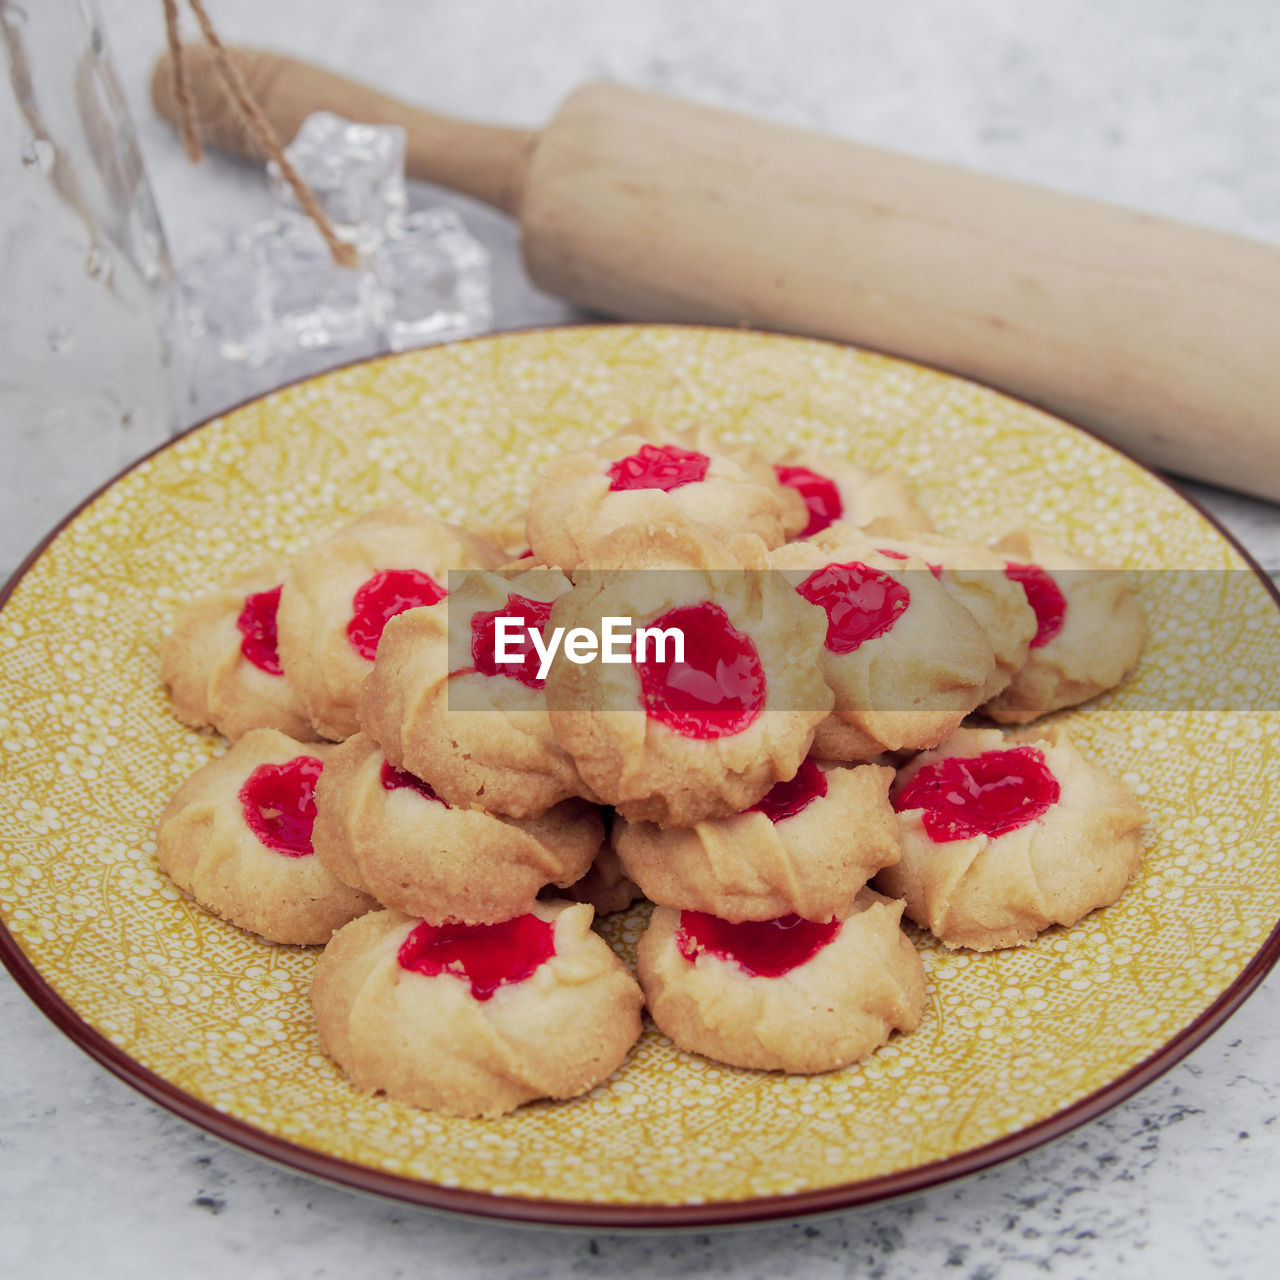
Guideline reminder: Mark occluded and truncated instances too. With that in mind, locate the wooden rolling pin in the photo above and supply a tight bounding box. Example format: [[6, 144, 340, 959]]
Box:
[[152, 45, 1280, 502]]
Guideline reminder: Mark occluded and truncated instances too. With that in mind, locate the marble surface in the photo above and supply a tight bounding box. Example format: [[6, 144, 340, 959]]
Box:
[[3, 1, 1280, 1276]]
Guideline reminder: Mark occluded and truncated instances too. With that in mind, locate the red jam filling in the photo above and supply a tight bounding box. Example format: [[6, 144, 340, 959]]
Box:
[[634, 602, 765, 738], [877, 548, 943, 580], [397, 915, 556, 1001], [749, 758, 828, 823], [346, 568, 447, 661], [676, 911, 840, 978], [773, 464, 843, 537], [797, 561, 911, 654], [470, 592, 555, 689], [238, 755, 323, 857], [379, 759, 447, 806], [608, 442, 710, 492], [892, 745, 1061, 842], [236, 585, 285, 675], [1003, 562, 1066, 649]]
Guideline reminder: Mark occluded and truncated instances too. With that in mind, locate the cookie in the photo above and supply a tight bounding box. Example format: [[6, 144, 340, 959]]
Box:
[[875, 725, 1145, 950], [773, 449, 936, 538], [311, 732, 603, 923], [161, 564, 318, 743], [359, 566, 595, 818], [770, 524, 996, 761], [555, 832, 643, 916], [614, 759, 900, 921], [545, 528, 834, 826], [154, 728, 375, 945], [276, 506, 507, 740], [310, 902, 644, 1117], [865, 529, 1037, 704], [636, 890, 926, 1073], [981, 531, 1147, 723], [526, 421, 806, 570]]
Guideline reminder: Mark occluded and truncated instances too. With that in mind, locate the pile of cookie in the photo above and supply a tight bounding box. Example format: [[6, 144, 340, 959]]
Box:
[[157, 420, 1147, 1117]]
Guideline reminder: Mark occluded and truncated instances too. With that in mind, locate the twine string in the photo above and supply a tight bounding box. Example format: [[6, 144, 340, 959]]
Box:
[[161, 0, 202, 162], [164, 0, 358, 268]]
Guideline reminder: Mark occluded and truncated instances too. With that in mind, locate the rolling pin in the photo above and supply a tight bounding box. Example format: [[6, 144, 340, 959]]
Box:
[[152, 45, 1280, 503]]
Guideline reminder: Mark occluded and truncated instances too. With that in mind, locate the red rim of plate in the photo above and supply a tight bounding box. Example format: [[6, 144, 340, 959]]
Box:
[[2, 323, 1279, 1229]]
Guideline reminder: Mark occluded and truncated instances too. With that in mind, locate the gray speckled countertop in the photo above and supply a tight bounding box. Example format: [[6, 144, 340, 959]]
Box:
[[3, 2, 1279, 1276]]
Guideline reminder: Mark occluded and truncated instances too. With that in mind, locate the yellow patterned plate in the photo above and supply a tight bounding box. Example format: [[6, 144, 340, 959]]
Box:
[[3, 326, 1279, 1228]]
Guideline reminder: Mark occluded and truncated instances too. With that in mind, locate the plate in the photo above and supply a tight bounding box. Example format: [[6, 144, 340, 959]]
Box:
[[2, 325, 1279, 1228]]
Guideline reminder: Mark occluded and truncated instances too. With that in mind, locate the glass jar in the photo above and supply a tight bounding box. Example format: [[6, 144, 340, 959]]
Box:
[[1, 0, 180, 574]]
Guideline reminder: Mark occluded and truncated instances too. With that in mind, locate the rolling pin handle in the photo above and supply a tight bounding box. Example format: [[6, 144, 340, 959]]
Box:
[[150, 45, 536, 214]]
